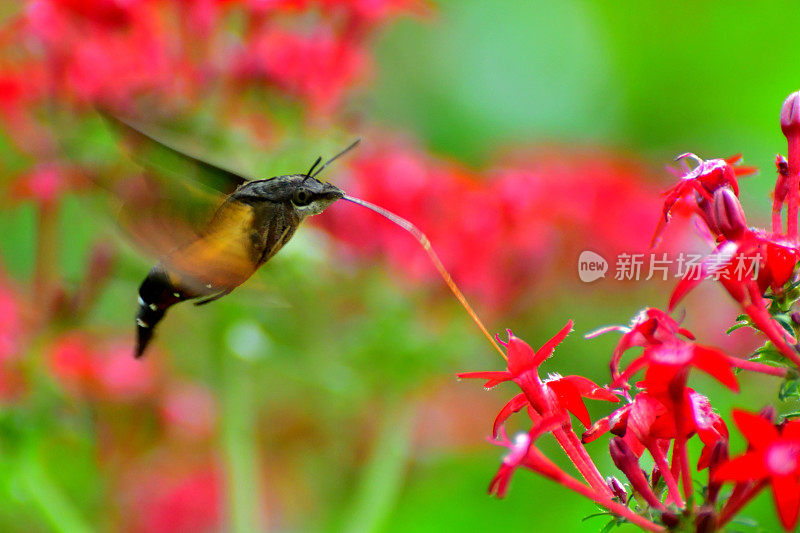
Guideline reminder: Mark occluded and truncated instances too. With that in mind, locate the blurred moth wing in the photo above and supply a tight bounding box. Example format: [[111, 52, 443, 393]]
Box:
[[99, 113, 267, 294], [94, 112, 348, 357]]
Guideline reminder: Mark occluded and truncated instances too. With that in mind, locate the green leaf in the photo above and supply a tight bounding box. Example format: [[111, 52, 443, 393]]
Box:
[[749, 343, 786, 366], [600, 519, 617, 533], [779, 377, 800, 401], [582, 512, 612, 522], [726, 321, 751, 334], [774, 313, 795, 336]]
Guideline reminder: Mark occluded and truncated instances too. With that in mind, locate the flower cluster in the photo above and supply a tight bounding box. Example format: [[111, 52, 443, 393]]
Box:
[[0, 0, 425, 196], [0, 2, 425, 530], [460, 92, 800, 531], [321, 144, 674, 311]]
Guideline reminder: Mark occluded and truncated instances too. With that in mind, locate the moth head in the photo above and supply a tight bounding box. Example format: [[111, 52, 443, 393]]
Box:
[[288, 175, 345, 218]]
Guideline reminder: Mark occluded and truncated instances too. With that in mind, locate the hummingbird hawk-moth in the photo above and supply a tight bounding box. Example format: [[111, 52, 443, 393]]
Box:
[[101, 114, 355, 358], [97, 114, 502, 361]]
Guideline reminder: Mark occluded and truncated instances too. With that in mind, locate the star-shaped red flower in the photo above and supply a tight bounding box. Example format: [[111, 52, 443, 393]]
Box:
[[458, 321, 618, 432], [714, 410, 800, 530]]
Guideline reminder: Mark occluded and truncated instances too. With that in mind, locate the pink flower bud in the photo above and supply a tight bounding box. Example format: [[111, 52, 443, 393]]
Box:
[[759, 405, 778, 424], [781, 91, 800, 138], [609, 437, 662, 509], [661, 511, 680, 528], [711, 187, 747, 240], [706, 440, 729, 504], [606, 476, 627, 502], [694, 507, 717, 533]]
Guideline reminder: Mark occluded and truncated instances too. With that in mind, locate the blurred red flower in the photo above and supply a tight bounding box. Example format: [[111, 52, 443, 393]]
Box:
[[49, 333, 96, 385], [160, 381, 218, 439], [49, 334, 158, 401], [133, 468, 222, 533], [322, 144, 673, 311], [10, 165, 76, 206], [95, 342, 158, 400], [234, 28, 368, 113], [320, 0, 428, 23], [0, 275, 23, 362]]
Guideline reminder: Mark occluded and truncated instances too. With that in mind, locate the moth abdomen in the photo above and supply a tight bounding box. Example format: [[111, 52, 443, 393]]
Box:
[[135, 265, 187, 358]]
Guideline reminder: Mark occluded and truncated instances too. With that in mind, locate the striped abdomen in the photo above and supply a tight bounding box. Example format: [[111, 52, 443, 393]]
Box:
[[133, 198, 297, 357]]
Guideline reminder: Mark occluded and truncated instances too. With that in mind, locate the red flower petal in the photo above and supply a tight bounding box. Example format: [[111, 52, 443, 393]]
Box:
[[492, 393, 528, 438], [581, 417, 610, 443], [782, 420, 800, 441], [732, 409, 780, 449], [506, 335, 538, 375], [627, 393, 667, 440], [771, 475, 800, 530], [691, 345, 739, 391], [532, 320, 573, 367], [616, 355, 648, 387], [488, 463, 514, 498], [547, 377, 590, 428], [713, 451, 768, 482], [669, 243, 735, 310], [456, 371, 513, 389], [560, 375, 618, 402]]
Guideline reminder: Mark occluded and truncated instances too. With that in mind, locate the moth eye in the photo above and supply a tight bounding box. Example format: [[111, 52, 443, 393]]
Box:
[[292, 189, 312, 206]]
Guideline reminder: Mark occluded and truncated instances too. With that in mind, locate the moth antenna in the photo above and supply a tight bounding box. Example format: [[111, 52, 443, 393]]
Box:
[[312, 138, 361, 178], [305, 156, 323, 179], [342, 195, 506, 361]]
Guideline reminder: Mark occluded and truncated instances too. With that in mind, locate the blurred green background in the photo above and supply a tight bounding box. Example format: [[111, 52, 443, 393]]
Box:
[[2, 0, 800, 531]]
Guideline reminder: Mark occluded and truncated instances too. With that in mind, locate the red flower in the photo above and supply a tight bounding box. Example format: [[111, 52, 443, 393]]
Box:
[[234, 28, 368, 114], [487, 414, 567, 498], [458, 322, 618, 497], [589, 307, 736, 391], [582, 400, 645, 456], [587, 307, 695, 384], [670, 230, 800, 304], [458, 321, 618, 431], [583, 388, 726, 470], [458, 322, 574, 387], [583, 391, 671, 449], [617, 339, 739, 392], [651, 153, 755, 247], [714, 410, 800, 530], [669, 230, 800, 367]]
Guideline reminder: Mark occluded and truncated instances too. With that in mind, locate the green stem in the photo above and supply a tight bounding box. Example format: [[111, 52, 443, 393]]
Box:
[[219, 342, 263, 532], [342, 397, 417, 533], [18, 451, 92, 533]]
